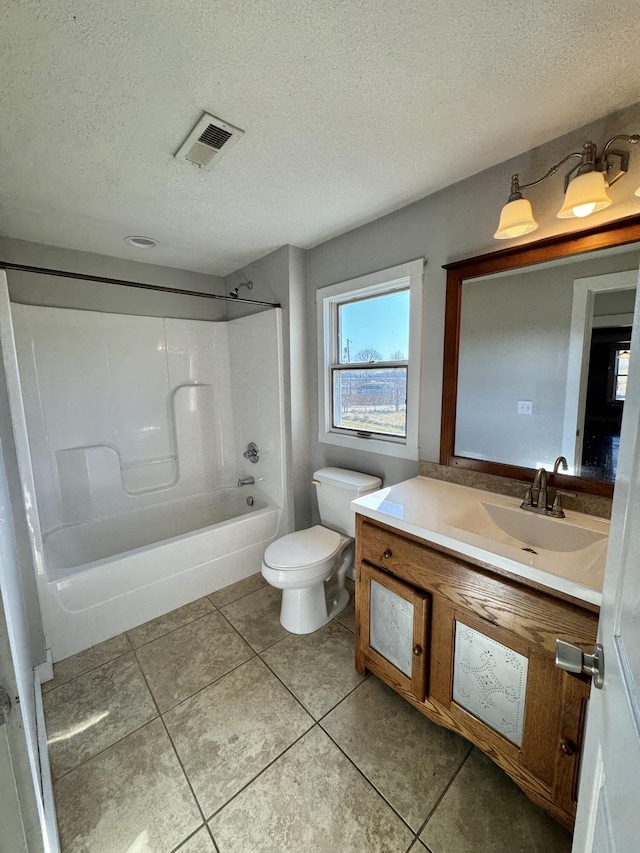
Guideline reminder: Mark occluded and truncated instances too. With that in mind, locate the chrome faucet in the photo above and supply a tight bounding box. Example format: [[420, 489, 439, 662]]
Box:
[[521, 466, 565, 518], [238, 476, 255, 487]]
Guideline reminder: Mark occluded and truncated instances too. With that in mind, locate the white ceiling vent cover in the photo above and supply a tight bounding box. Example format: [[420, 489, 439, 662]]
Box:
[[175, 112, 244, 171]]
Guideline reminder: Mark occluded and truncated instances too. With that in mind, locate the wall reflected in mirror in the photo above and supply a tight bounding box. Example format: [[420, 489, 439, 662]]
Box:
[[455, 244, 640, 483]]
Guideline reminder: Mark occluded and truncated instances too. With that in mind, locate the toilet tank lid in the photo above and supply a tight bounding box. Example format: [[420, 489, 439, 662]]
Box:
[[313, 467, 382, 493]]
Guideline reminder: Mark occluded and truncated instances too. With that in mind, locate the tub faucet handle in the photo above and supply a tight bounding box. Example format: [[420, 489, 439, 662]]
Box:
[[243, 442, 259, 463]]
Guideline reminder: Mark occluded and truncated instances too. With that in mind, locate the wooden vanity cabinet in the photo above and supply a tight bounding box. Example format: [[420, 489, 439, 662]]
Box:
[[354, 514, 599, 831]]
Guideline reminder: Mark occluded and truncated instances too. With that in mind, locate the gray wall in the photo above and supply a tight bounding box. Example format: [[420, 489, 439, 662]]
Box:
[[307, 102, 640, 503], [0, 236, 226, 319]]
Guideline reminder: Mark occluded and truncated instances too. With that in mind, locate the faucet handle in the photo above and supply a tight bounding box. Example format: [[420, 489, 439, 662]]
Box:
[[520, 487, 534, 508], [550, 493, 565, 518]]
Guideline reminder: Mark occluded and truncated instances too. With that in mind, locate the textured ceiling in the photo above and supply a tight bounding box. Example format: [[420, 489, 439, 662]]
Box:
[[1, 0, 640, 275]]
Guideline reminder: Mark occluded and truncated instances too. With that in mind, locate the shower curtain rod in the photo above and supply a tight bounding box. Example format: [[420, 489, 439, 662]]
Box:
[[0, 261, 281, 308]]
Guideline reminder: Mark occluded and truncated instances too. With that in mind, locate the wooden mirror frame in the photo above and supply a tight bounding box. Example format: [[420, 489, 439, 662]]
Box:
[[440, 213, 640, 499]]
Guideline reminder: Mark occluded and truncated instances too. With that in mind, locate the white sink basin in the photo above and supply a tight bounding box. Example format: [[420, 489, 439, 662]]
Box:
[[450, 502, 607, 553], [352, 476, 610, 605]]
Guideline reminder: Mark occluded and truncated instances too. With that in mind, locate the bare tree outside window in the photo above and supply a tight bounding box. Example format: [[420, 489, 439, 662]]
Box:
[[353, 347, 383, 363]]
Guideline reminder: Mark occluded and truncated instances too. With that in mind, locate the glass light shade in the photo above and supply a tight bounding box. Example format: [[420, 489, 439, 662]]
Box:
[[493, 197, 539, 239], [557, 170, 612, 219]]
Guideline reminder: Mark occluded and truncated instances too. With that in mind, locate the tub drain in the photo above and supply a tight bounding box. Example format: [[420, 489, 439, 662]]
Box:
[[521, 546, 537, 555], [246, 495, 254, 506]]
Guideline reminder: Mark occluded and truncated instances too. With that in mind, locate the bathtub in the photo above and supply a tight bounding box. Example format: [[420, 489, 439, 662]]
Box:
[[38, 488, 283, 661]]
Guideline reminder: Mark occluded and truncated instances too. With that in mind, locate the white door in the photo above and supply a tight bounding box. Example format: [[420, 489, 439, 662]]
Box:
[[0, 433, 49, 852], [572, 267, 640, 853], [0, 599, 30, 853]]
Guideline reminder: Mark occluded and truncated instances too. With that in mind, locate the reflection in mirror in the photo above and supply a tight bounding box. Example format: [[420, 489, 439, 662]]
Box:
[[454, 244, 639, 483]]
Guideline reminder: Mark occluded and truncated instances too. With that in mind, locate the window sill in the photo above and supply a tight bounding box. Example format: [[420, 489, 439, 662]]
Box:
[[318, 429, 418, 460]]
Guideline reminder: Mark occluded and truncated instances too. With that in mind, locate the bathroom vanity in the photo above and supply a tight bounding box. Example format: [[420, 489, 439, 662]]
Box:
[[352, 477, 607, 831]]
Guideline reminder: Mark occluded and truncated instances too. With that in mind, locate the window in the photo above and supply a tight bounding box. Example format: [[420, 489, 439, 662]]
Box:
[[317, 259, 423, 459], [612, 345, 631, 401]]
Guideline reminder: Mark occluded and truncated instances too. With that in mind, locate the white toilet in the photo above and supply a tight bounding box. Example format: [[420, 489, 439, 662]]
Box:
[[262, 467, 382, 634]]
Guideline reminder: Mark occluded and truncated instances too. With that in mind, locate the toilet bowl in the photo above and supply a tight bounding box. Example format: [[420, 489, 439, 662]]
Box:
[[261, 467, 381, 634]]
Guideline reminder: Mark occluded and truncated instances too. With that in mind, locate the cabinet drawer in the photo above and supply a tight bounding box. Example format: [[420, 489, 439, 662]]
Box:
[[357, 517, 598, 657]]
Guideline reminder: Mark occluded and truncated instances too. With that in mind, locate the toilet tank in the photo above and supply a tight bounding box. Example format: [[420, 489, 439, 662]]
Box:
[[313, 467, 382, 537]]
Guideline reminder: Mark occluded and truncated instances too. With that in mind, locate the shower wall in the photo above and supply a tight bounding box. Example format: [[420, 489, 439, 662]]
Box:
[[11, 304, 282, 536]]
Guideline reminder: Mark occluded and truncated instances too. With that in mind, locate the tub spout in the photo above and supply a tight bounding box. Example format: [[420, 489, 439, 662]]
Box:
[[238, 476, 255, 487]]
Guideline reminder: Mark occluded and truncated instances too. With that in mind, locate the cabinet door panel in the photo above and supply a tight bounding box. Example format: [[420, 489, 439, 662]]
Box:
[[452, 620, 529, 747], [358, 561, 430, 701], [369, 578, 415, 676]]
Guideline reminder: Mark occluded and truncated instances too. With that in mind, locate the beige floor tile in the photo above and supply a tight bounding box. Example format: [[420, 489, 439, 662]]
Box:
[[261, 620, 365, 719], [44, 652, 157, 780], [322, 677, 471, 830], [221, 584, 288, 652], [42, 633, 131, 693], [336, 579, 356, 632], [176, 827, 216, 852], [165, 656, 313, 817], [420, 749, 573, 853], [54, 718, 201, 853], [208, 726, 413, 853], [208, 572, 267, 608], [135, 611, 253, 711], [127, 597, 214, 648], [409, 842, 430, 852]]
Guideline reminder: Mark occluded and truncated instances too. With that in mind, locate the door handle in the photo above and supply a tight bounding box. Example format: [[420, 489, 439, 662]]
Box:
[[555, 639, 604, 689]]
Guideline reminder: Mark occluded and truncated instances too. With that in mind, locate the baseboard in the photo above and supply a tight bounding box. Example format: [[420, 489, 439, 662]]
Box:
[[33, 665, 60, 853]]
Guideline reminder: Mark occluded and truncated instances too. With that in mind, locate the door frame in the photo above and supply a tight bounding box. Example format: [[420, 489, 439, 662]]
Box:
[[562, 270, 637, 472]]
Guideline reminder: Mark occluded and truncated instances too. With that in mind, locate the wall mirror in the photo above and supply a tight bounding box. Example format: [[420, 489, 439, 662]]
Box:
[[441, 215, 640, 498]]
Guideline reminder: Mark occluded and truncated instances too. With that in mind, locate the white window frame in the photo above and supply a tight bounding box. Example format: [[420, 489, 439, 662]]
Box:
[[317, 258, 423, 459]]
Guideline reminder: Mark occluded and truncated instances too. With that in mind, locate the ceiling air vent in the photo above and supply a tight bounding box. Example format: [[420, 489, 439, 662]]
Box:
[[174, 112, 244, 171]]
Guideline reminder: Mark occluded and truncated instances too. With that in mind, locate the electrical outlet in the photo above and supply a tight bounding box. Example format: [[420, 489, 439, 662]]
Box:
[[517, 400, 533, 415]]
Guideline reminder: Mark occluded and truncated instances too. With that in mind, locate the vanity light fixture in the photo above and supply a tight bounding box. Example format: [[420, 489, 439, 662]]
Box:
[[494, 135, 640, 239]]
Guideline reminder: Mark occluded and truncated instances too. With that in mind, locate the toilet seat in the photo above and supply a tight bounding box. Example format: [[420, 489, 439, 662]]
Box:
[[264, 525, 343, 571]]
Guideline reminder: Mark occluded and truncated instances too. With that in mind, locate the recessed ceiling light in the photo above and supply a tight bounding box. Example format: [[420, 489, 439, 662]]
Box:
[[124, 235, 158, 249]]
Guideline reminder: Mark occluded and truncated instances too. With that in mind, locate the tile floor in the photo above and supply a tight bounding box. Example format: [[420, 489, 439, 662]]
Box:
[[43, 574, 573, 853]]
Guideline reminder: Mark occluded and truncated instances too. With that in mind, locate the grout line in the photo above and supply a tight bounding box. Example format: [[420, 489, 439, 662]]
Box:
[[257, 623, 369, 722], [205, 723, 316, 824], [256, 643, 316, 714], [161, 713, 209, 827], [207, 576, 267, 610], [315, 671, 370, 724], [206, 823, 221, 853], [319, 725, 416, 837], [43, 644, 132, 695], [168, 824, 207, 853], [131, 607, 218, 651], [159, 650, 259, 714], [51, 711, 160, 784], [132, 646, 211, 830], [415, 743, 473, 841]]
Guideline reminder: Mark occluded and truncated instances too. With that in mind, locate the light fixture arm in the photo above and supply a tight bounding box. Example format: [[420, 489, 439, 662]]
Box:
[[512, 151, 583, 197], [601, 134, 640, 158]]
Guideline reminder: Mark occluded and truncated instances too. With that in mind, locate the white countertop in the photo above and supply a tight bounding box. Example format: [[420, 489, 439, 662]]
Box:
[[351, 476, 609, 607]]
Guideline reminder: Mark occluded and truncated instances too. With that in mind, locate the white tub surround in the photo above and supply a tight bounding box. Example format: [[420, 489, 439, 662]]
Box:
[[1, 290, 289, 660], [352, 476, 609, 607]]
